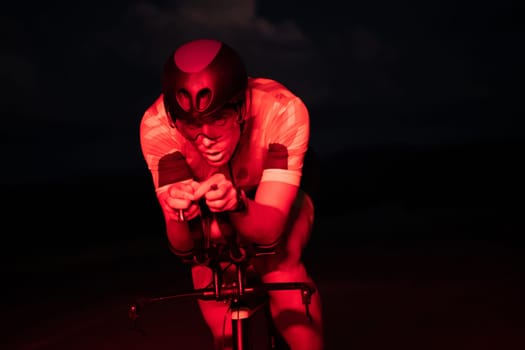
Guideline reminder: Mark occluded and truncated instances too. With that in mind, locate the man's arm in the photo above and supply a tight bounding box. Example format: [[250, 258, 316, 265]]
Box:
[[229, 95, 310, 246], [156, 182, 201, 256], [229, 181, 299, 246]]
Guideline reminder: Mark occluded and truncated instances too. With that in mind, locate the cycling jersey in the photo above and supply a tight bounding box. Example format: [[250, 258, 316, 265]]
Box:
[[140, 77, 310, 197]]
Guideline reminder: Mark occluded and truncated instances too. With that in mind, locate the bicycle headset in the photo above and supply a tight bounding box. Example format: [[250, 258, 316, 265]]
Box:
[[162, 38, 248, 125]]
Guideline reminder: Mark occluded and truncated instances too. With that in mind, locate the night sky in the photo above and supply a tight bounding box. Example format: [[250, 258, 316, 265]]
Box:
[[2, 0, 520, 184]]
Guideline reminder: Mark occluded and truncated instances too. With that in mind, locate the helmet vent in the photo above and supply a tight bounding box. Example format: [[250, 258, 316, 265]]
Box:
[[196, 88, 212, 112], [176, 89, 191, 112]]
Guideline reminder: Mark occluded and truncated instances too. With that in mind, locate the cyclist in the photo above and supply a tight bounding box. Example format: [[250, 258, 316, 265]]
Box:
[[140, 38, 324, 350]]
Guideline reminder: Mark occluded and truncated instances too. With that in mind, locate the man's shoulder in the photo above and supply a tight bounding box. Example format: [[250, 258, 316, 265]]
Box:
[[141, 95, 169, 130], [249, 77, 298, 101], [140, 95, 173, 145], [142, 95, 165, 119]]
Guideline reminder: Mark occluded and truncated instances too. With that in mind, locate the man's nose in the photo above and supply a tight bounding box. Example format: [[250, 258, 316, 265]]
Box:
[[200, 135, 214, 147], [197, 128, 216, 146]]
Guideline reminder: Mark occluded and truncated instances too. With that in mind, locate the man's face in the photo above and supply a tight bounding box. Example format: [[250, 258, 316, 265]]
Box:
[[176, 106, 241, 167]]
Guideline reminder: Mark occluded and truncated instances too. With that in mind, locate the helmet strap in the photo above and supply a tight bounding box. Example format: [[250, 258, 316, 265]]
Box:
[[168, 117, 176, 128], [236, 87, 250, 128], [163, 95, 177, 128]]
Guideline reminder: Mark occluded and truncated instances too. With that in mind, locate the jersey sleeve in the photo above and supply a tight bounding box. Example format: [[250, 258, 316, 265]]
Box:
[[139, 97, 193, 189], [260, 96, 310, 187]]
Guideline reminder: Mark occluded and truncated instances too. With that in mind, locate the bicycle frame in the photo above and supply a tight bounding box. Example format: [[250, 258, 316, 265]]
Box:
[[128, 208, 316, 349]]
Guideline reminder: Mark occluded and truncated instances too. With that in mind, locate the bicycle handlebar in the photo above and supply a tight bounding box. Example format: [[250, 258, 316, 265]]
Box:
[[129, 197, 316, 323], [129, 281, 316, 321]]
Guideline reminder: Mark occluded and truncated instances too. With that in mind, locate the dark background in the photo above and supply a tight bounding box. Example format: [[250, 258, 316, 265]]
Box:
[[2, 1, 523, 349]]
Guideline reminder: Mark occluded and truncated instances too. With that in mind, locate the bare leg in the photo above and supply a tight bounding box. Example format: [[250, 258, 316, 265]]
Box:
[[261, 266, 324, 350], [192, 264, 234, 350], [254, 192, 324, 350]]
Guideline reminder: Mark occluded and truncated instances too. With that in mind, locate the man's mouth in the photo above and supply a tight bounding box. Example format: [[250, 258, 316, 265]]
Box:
[[204, 151, 223, 162]]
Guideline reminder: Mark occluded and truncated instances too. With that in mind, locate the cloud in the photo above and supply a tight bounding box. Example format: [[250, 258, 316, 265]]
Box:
[[4, 0, 408, 123], [87, 0, 335, 106]]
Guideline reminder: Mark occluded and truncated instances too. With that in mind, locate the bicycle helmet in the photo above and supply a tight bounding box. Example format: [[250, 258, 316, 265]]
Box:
[[162, 39, 248, 124]]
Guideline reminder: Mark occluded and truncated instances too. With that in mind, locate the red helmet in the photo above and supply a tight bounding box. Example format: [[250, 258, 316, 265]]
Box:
[[162, 39, 248, 123]]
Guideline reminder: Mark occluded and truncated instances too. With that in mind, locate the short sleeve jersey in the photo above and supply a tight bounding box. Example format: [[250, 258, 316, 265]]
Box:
[[140, 77, 310, 196]]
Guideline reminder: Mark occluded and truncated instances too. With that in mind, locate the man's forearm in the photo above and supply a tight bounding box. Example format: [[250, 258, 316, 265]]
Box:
[[228, 197, 287, 246], [165, 219, 196, 253]]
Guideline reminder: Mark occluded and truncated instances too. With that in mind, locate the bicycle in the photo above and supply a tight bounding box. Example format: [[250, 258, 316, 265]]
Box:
[[128, 201, 316, 350]]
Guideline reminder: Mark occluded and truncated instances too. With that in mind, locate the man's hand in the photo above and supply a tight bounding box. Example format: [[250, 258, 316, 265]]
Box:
[[157, 181, 201, 221], [193, 173, 240, 212]]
